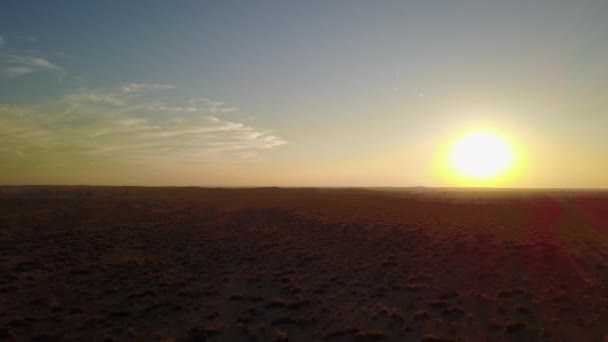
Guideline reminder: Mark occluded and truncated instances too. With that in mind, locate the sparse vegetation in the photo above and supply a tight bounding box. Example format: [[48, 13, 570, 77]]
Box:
[[412, 310, 430, 320], [1, 187, 607, 340], [272, 329, 289, 341], [496, 288, 525, 298], [353, 330, 386, 340], [504, 320, 527, 333]]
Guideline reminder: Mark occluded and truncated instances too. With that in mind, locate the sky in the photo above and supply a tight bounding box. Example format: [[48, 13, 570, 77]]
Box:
[[1, 0, 607, 188]]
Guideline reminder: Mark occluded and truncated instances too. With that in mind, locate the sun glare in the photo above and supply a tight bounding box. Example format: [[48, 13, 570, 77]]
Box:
[[450, 132, 514, 180]]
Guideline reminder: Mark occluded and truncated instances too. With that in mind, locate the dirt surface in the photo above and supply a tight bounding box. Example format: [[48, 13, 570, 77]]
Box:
[[1, 186, 607, 341]]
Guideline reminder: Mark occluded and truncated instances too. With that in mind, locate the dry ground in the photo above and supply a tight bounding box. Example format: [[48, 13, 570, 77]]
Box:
[[1, 186, 607, 341]]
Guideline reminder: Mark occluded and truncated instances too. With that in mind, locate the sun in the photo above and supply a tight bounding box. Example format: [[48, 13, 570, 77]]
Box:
[[450, 132, 514, 180]]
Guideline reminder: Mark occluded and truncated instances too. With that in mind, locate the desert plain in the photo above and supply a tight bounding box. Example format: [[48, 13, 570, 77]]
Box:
[[1, 186, 607, 341]]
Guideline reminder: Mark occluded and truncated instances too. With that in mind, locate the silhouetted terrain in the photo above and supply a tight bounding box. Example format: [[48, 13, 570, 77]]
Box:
[[1, 187, 607, 341]]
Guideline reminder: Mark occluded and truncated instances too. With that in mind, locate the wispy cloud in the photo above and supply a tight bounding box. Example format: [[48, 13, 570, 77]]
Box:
[[120, 82, 175, 94], [0, 83, 286, 167], [7, 66, 34, 77], [4, 54, 62, 77], [62, 82, 176, 106]]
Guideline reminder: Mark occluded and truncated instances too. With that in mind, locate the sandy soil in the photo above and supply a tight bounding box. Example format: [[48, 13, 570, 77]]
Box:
[[1, 186, 607, 341]]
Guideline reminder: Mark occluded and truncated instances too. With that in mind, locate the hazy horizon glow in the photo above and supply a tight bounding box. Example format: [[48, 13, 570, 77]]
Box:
[[1, 1, 607, 188]]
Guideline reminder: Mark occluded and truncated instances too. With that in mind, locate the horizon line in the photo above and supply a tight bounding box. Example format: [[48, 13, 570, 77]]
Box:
[[2, 184, 608, 191]]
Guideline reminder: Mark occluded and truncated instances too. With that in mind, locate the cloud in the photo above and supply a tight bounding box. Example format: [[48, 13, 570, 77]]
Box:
[[7, 66, 34, 77], [0, 35, 4, 46], [4, 54, 61, 77], [0, 83, 286, 167], [8, 55, 59, 70], [120, 82, 175, 94], [60, 82, 177, 106]]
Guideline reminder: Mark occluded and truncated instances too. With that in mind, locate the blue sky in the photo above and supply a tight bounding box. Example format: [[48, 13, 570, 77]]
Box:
[[1, 1, 607, 186]]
